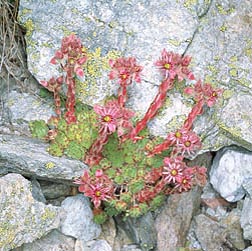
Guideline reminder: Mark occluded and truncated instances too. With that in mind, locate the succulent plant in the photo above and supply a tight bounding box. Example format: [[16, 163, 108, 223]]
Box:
[[31, 35, 223, 223]]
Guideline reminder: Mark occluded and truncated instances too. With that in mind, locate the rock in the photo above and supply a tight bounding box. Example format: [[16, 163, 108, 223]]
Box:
[[155, 186, 202, 251], [220, 209, 246, 250], [193, 214, 227, 251], [187, 0, 252, 152], [18, 0, 252, 154], [30, 178, 47, 203], [18, 0, 198, 105], [99, 217, 117, 248], [201, 182, 230, 220], [17, 230, 75, 251], [240, 197, 252, 240], [210, 146, 252, 202], [192, 208, 245, 251], [0, 173, 60, 250], [0, 134, 86, 183], [121, 244, 142, 251], [242, 178, 252, 198], [112, 221, 132, 251], [39, 180, 72, 200], [115, 212, 156, 251], [60, 194, 101, 241], [75, 239, 112, 251], [244, 247, 252, 251], [4, 90, 54, 135]]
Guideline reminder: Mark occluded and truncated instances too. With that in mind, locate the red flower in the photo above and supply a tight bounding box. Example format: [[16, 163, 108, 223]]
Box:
[[175, 175, 192, 192], [162, 156, 184, 184], [109, 57, 143, 85], [75, 170, 113, 208], [155, 49, 179, 80], [84, 183, 112, 208], [175, 130, 202, 157], [166, 128, 189, 145], [184, 80, 223, 107], [94, 102, 121, 134], [155, 49, 194, 81]]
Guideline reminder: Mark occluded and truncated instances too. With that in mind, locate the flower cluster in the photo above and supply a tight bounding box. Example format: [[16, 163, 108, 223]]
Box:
[[41, 34, 87, 125], [74, 169, 113, 208], [184, 80, 223, 107], [109, 57, 143, 86], [154, 48, 195, 81], [37, 35, 223, 223]]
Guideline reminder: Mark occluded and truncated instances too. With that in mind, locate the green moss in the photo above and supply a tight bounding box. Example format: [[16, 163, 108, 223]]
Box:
[[237, 77, 250, 87], [218, 122, 252, 151], [216, 4, 235, 15], [166, 115, 187, 133], [207, 64, 219, 75], [182, 0, 197, 10], [245, 48, 252, 57], [229, 68, 238, 77], [23, 18, 35, 37], [230, 56, 238, 62], [29, 120, 49, 139], [219, 24, 228, 32], [222, 89, 234, 100], [41, 207, 57, 221], [45, 162, 56, 169], [167, 39, 181, 47], [76, 47, 121, 101]]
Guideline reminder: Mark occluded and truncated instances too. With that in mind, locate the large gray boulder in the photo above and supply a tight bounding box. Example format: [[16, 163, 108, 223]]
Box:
[[0, 173, 60, 251], [17, 0, 252, 154], [0, 134, 86, 183]]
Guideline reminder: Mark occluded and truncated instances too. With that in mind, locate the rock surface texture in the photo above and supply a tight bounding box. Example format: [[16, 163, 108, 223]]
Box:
[[0, 174, 60, 250]]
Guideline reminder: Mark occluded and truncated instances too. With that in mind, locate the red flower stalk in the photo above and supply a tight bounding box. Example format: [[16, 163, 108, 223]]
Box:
[[109, 57, 143, 107], [147, 138, 173, 156], [85, 100, 135, 166], [183, 99, 204, 131], [144, 166, 163, 184], [85, 132, 109, 167], [124, 49, 195, 141], [41, 76, 63, 117], [46, 34, 88, 124], [136, 187, 156, 203], [148, 128, 189, 156], [126, 79, 174, 141]]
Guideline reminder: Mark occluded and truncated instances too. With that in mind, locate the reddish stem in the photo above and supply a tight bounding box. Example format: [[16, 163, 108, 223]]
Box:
[[127, 79, 173, 140], [64, 69, 77, 124], [118, 85, 128, 108], [148, 138, 173, 156], [85, 132, 109, 167], [183, 99, 204, 131], [53, 86, 61, 116]]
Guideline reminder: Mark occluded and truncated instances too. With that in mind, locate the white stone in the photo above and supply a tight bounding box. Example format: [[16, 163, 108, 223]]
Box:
[[60, 194, 101, 241], [210, 146, 252, 202]]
